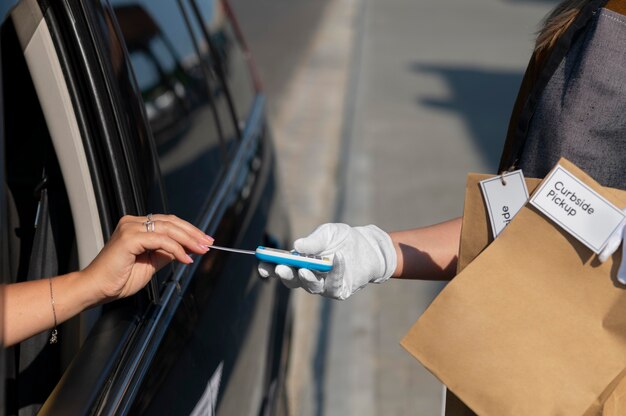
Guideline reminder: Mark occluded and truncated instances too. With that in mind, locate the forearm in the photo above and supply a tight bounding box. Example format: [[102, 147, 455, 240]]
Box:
[[3, 271, 98, 347], [389, 217, 462, 281]]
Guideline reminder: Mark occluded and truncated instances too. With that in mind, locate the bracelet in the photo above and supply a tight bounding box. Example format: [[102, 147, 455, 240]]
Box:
[[48, 277, 58, 344]]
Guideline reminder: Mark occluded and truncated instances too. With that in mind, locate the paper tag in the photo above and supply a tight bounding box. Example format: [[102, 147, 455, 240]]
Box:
[[479, 170, 529, 238], [529, 164, 625, 254]]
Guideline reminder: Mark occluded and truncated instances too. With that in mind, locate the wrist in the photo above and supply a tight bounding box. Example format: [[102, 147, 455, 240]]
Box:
[[358, 225, 397, 283], [43, 271, 100, 330], [378, 228, 397, 281], [391, 236, 403, 278], [69, 270, 106, 310]]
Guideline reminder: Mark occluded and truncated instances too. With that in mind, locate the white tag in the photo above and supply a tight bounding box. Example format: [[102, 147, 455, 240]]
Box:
[[479, 170, 529, 238], [529, 164, 626, 254]]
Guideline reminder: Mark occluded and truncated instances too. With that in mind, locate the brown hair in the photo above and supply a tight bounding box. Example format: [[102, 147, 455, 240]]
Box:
[[535, 0, 591, 52]]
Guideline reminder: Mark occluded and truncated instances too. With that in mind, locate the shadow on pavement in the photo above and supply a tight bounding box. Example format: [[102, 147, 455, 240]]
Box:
[[411, 62, 524, 171]]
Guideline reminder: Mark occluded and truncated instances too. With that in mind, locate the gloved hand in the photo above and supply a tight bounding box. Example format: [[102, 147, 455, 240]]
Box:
[[258, 223, 397, 300], [598, 209, 626, 284]]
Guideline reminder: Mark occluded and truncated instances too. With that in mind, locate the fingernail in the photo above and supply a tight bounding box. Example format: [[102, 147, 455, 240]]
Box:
[[197, 236, 211, 246], [186, 254, 194, 263], [203, 235, 215, 243], [198, 244, 210, 252]]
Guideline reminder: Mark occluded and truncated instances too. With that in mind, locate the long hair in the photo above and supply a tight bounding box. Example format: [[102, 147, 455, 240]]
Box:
[[535, 0, 591, 52]]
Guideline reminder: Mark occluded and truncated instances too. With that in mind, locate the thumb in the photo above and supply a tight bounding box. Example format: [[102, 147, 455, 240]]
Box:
[[294, 223, 349, 254], [618, 235, 626, 285], [599, 226, 624, 263]]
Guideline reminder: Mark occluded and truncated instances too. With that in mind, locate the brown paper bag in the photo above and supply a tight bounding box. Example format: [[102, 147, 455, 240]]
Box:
[[602, 371, 626, 416], [401, 158, 626, 416], [448, 173, 626, 416], [445, 174, 544, 416]]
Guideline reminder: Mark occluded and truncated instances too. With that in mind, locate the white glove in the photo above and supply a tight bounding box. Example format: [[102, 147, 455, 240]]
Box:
[[598, 209, 626, 284], [258, 223, 397, 300]]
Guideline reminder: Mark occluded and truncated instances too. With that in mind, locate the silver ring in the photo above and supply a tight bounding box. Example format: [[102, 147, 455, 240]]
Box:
[[144, 220, 155, 233], [147, 213, 154, 222]]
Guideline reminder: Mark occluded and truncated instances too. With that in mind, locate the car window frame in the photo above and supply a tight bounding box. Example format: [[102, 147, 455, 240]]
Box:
[[27, 2, 158, 413]]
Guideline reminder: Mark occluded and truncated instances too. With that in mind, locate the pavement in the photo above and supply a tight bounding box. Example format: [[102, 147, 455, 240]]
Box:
[[264, 0, 558, 415]]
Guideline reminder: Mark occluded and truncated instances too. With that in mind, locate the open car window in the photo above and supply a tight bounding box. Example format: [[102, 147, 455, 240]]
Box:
[[2, 10, 75, 414], [1, 2, 107, 412]]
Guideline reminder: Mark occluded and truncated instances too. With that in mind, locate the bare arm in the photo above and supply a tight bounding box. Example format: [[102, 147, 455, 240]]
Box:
[[3, 214, 213, 347], [389, 217, 461, 281], [4, 272, 98, 347]]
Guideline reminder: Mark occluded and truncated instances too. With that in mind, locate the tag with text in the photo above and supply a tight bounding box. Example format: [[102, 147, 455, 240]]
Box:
[[529, 164, 625, 254], [480, 170, 529, 238]]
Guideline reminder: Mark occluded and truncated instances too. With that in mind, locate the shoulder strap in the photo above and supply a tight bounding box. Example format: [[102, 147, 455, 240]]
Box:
[[498, 0, 609, 173]]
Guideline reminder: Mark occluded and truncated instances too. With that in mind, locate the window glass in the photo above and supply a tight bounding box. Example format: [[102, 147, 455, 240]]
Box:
[[190, 0, 256, 127], [179, 0, 239, 152], [111, 0, 227, 222]]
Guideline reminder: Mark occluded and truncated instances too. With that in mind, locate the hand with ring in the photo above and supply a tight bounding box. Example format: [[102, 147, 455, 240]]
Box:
[[81, 214, 214, 302]]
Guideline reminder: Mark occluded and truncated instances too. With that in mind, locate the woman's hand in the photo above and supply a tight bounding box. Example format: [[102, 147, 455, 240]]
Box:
[[80, 214, 213, 303]]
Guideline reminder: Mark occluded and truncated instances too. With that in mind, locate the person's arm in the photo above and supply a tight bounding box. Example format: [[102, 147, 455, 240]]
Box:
[[4, 272, 100, 347], [390, 217, 461, 281], [258, 217, 462, 299], [3, 214, 213, 347]]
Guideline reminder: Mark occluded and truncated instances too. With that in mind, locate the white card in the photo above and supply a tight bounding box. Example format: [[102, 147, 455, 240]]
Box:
[[529, 164, 625, 254], [480, 170, 529, 238]]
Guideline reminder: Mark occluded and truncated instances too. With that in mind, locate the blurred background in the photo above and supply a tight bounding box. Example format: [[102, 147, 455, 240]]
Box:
[[229, 0, 557, 414]]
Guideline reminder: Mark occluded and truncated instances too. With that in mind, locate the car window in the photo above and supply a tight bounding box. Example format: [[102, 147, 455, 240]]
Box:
[[179, 0, 240, 145], [189, 0, 256, 126], [1, 14, 77, 414], [111, 0, 230, 222]]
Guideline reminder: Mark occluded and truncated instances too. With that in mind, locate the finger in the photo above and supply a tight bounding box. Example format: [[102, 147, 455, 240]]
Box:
[[152, 214, 213, 245], [149, 220, 209, 254], [618, 241, 626, 285], [149, 249, 177, 270], [117, 214, 156, 225], [118, 214, 139, 225], [116, 214, 213, 246], [132, 232, 194, 265], [618, 268, 626, 285], [294, 223, 349, 254], [258, 262, 275, 279], [294, 224, 332, 254], [298, 268, 324, 294], [275, 265, 301, 289], [599, 226, 623, 262]]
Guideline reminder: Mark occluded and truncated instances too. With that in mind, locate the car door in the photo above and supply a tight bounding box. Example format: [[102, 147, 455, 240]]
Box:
[[88, 2, 290, 413]]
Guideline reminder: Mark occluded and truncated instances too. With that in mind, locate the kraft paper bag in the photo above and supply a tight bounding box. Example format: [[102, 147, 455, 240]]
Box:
[[447, 173, 626, 416], [401, 158, 626, 416], [457, 174, 541, 272]]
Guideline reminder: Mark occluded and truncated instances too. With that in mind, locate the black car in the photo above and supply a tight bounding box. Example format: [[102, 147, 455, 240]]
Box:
[[0, 0, 292, 414]]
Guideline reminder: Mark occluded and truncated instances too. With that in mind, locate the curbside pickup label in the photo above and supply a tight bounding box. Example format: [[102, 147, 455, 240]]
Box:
[[480, 170, 529, 238], [529, 164, 625, 254]]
